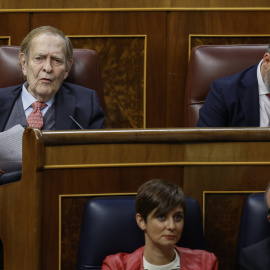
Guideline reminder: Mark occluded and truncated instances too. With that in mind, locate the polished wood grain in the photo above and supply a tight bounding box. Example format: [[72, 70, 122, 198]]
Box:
[[204, 192, 252, 269], [31, 11, 167, 128], [0, 129, 44, 270], [0, 128, 270, 270], [1, 0, 270, 9], [2, 7, 270, 270], [0, 13, 29, 45], [190, 35, 270, 49], [69, 36, 146, 128], [166, 10, 270, 126], [41, 127, 270, 145]]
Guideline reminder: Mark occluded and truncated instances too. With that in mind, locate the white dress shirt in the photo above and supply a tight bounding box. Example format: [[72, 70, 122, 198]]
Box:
[[21, 82, 55, 118], [257, 60, 270, 126]]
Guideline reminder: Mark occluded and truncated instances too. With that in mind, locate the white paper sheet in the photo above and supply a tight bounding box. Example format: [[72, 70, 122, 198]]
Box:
[[0, 124, 24, 173]]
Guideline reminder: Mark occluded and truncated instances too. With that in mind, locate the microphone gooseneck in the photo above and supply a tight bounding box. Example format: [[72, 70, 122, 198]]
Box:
[[69, 115, 84, 130]]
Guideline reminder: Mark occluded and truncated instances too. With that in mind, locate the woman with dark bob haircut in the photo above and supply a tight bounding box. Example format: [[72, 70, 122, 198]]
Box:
[[102, 179, 218, 270]]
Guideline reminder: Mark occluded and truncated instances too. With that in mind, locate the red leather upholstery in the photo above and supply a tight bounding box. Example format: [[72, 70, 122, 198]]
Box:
[[184, 44, 268, 127], [0, 46, 105, 111]]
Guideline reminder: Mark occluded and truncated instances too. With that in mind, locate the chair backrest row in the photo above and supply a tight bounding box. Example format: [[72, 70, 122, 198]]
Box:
[[2, 44, 267, 128]]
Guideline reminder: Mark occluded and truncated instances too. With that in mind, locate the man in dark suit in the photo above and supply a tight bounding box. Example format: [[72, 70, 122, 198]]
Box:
[[197, 44, 270, 127], [239, 184, 270, 270], [0, 82, 105, 131], [0, 26, 105, 177], [0, 26, 106, 268]]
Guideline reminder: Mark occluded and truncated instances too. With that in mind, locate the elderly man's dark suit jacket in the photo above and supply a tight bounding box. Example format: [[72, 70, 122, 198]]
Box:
[[239, 237, 270, 270], [0, 82, 105, 185], [0, 82, 105, 131], [197, 64, 260, 127]]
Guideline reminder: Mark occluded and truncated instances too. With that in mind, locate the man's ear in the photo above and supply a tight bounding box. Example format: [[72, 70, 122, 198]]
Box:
[[136, 213, 146, 231], [64, 59, 73, 79], [19, 53, 27, 76], [267, 215, 270, 223], [262, 53, 270, 68]]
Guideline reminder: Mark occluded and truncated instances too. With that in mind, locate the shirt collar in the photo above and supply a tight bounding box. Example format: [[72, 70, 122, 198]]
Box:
[[257, 59, 269, 96], [21, 82, 55, 110]]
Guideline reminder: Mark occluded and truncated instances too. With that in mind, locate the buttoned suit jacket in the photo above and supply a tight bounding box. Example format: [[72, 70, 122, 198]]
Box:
[[0, 82, 105, 131], [239, 237, 270, 270], [197, 64, 260, 127]]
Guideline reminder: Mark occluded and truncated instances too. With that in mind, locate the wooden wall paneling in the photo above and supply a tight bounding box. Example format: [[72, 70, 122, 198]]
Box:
[[0, 13, 30, 45], [2, 1, 270, 9], [54, 167, 183, 270], [2, 9, 270, 270], [0, 36, 11, 46], [185, 11, 270, 46], [167, 10, 270, 127], [183, 165, 270, 211], [167, 11, 220, 127], [171, 0, 270, 8], [189, 35, 270, 51], [27, 10, 270, 128], [183, 165, 270, 270], [166, 11, 189, 127], [203, 191, 261, 270], [0, 129, 44, 270], [0, 13, 30, 270], [68, 35, 146, 128], [2, 127, 270, 269], [31, 11, 167, 128], [39, 128, 270, 270]]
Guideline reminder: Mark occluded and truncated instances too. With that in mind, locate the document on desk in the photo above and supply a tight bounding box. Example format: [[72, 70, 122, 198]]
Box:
[[0, 124, 24, 173]]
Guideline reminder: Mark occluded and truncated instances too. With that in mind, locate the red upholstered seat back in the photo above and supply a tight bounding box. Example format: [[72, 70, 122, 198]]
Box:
[[184, 44, 268, 127]]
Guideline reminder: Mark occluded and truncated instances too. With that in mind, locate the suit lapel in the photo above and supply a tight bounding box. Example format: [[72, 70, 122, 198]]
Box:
[[55, 84, 76, 130], [0, 85, 22, 131], [238, 65, 260, 126]]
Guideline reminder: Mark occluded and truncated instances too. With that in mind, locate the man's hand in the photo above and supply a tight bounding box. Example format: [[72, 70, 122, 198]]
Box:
[[0, 167, 4, 176]]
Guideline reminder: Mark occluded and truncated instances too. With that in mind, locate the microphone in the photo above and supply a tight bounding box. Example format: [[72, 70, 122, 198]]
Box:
[[69, 115, 84, 130]]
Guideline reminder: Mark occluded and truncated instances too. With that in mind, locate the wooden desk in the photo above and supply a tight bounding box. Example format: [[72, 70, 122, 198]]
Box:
[[0, 127, 269, 270]]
